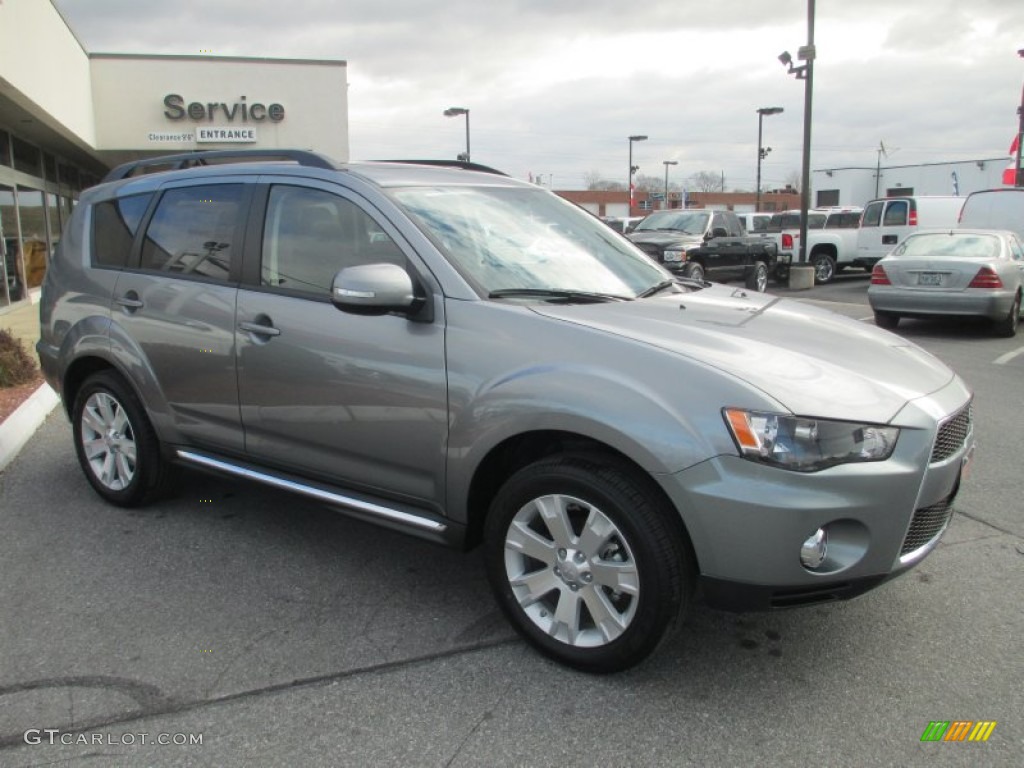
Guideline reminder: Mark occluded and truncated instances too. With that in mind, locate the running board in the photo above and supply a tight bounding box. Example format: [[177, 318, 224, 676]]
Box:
[[176, 450, 448, 538]]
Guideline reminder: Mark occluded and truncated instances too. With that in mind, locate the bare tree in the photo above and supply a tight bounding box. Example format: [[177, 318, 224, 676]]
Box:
[[784, 170, 801, 193], [688, 171, 725, 193], [583, 171, 626, 191]]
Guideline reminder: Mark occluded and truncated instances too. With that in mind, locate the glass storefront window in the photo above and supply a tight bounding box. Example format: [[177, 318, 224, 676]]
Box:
[[16, 187, 48, 290], [44, 153, 57, 183], [1, 185, 17, 306], [11, 136, 42, 177], [46, 192, 62, 257]]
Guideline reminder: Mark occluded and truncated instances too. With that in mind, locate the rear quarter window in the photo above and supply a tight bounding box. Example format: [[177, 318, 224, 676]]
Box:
[[92, 194, 154, 269]]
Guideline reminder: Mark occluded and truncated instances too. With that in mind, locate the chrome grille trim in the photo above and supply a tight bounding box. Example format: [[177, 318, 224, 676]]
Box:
[[931, 401, 972, 463]]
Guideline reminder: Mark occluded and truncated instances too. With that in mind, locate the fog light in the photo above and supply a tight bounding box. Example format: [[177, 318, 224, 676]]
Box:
[[800, 528, 828, 569]]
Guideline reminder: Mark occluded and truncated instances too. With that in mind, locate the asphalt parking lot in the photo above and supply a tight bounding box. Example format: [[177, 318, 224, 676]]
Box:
[[1, 275, 1021, 767]]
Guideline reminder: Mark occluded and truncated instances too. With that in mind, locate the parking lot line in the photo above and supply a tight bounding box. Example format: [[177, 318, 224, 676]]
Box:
[[994, 347, 1024, 365]]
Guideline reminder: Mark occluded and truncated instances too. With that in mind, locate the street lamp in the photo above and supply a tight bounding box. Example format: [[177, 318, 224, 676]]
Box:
[[1015, 48, 1024, 187], [756, 107, 783, 212], [662, 160, 678, 210], [444, 107, 470, 162], [779, 0, 816, 267], [628, 135, 648, 215]]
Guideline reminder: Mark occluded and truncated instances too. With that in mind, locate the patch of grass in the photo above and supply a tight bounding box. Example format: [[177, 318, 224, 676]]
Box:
[[0, 328, 38, 388]]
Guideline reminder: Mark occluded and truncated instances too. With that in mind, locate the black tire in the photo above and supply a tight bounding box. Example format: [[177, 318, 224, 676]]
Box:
[[773, 264, 790, 284], [484, 454, 691, 673], [874, 310, 900, 330], [745, 261, 769, 292], [811, 253, 836, 285], [683, 262, 705, 282], [72, 370, 176, 507], [993, 292, 1021, 338]]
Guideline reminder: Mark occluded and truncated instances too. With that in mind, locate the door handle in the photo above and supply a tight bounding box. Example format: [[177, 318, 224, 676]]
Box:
[[115, 293, 144, 312], [238, 321, 281, 338]]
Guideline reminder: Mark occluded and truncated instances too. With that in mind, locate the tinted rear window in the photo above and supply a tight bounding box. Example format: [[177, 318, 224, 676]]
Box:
[[92, 194, 153, 269]]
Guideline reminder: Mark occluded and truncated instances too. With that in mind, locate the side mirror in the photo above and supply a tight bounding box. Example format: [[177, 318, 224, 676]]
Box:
[[331, 263, 429, 319]]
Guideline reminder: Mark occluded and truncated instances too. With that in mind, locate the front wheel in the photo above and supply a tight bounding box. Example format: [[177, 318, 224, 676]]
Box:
[[682, 262, 705, 282], [72, 371, 176, 506], [993, 291, 1021, 337], [484, 455, 691, 673], [812, 253, 836, 284], [745, 261, 769, 292]]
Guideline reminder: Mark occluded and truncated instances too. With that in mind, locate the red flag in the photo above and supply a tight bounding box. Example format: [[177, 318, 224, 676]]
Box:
[[1011, 135, 1020, 155]]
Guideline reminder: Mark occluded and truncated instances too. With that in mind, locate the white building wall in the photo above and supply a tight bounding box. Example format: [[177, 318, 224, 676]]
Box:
[[813, 158, 1011, 208], [90, 55, 348, 162], [0, 0, 96, 147]]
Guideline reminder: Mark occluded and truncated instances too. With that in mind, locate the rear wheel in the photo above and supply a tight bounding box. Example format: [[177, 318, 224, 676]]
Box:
[[72, 371, 176, 506], [484, 455, 690, 673], [874, 310, 900, 330], [993, 292, 1021, 338], [745, 261, 768, 292], [812, 253, 836, 285]]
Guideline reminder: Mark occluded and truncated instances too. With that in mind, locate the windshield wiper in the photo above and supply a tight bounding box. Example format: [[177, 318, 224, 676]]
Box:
[[638, 279, 677, 298], [488, 288, 632, 303]]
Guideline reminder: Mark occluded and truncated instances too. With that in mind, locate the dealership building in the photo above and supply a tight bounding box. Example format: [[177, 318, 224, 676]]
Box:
[[0, 0, 348, 311]]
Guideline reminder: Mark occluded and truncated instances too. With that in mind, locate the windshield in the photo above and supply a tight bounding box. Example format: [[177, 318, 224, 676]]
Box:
[[390, 185, 669, 297], [631, 211, 709, 234], [895, 233, 1000, 259]]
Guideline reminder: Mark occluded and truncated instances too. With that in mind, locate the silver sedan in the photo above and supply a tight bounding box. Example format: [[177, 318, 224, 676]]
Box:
[[868, 229, 1024, 336]]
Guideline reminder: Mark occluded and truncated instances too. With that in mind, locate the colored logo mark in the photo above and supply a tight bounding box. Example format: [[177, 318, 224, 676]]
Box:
[[920, 721, 997, 742]]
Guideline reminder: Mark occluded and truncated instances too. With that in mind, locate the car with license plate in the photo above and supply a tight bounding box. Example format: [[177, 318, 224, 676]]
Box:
[[38, 149, 975, 672], [868, 229, 1024, 336]]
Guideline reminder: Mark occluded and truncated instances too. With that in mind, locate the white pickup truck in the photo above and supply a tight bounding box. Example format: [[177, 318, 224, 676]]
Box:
[[765, 207, 863, 284]]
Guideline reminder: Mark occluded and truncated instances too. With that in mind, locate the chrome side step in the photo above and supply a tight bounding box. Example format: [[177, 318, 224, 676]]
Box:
[[176, 450, 447, 535]]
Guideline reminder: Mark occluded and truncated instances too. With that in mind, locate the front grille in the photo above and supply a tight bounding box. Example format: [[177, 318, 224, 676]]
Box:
[[636, 243, 660, 258], [931, 402, 972, 463], [900, 497, 954, 556]]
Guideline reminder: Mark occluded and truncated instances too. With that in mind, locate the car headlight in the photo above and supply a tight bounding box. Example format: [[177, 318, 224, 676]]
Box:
[[723, 408, 899, 472], [663, 248, 686, 263]]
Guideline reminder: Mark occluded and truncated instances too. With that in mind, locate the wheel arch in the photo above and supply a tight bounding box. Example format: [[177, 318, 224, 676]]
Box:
[[462, 429, 698, 572]]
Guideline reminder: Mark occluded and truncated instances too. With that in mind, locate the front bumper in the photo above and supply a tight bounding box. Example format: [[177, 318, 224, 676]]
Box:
[[655, 384, 973, 611]]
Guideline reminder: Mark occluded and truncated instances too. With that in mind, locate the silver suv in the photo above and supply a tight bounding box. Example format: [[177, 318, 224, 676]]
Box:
[[38, 150, 975, 672]]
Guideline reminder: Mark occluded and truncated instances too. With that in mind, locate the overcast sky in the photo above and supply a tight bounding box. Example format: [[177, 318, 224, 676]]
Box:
[[53, 0, 1024, 191]]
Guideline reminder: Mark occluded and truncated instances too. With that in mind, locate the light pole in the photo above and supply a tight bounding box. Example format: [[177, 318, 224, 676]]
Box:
[[444, 107, 470, 162], [756, 107, 783, 212], [662, 161, 678, 210], [1015, 49, 1024, 187], [628, 135, 647, 216], [779, 0, 815, 266]]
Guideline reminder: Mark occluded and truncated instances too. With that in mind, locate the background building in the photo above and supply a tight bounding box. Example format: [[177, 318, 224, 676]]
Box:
[[0, 0, 348, 311]]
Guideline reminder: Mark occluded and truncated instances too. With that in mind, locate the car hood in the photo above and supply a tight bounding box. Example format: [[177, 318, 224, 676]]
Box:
[[627, 231, 702, 248], [530, 285, 954, 423]]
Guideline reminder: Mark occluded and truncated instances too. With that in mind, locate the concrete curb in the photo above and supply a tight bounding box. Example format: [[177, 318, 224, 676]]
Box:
[[0, 383, 60, 472]]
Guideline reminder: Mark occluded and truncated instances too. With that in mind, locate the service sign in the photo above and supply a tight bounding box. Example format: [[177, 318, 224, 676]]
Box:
[[196, 127, 258, 143]]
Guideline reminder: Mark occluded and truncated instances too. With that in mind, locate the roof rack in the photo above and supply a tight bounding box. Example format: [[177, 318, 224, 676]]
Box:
[[374, 159, 507, 176], [101, 149, 338, 183]]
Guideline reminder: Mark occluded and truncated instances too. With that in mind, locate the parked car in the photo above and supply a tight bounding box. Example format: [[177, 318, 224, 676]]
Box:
[[39, 149, 975, 672], [627, 209, 778, 290], [868, 229, 1024, 336], [856, 196, 965, 268], [958, 188, 1024, 239], [601, 215, 645, 234]]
